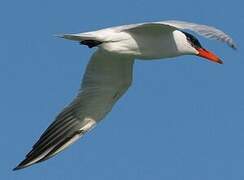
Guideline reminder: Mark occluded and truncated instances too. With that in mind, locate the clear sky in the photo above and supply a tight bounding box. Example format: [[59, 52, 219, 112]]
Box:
[[1, 0, 243, 179]]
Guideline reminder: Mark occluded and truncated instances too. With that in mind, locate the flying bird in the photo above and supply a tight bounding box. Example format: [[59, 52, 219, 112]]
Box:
[[14, 20, 236, 170]]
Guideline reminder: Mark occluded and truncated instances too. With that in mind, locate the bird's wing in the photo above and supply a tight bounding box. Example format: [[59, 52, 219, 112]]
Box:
[[14, 50, 134, 170], [115, 20, 236, 49], [162, 20, 237, 49]]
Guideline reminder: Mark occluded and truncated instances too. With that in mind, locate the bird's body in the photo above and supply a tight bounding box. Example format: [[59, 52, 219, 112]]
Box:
[[14, 20, 236, 170], [65, 25, 193, 59]]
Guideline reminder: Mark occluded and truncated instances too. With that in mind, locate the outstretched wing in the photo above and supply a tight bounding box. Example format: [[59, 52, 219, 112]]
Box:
[[14, 50, 134, 170], [162, 20, 237, 49], [115, 20, 236, 49]]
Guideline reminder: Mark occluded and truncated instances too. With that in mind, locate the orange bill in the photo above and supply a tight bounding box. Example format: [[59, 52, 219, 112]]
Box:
[[196, 48, 223, 64]]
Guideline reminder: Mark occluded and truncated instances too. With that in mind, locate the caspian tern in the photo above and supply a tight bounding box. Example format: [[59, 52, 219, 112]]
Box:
[[14, 20, 236, 170]]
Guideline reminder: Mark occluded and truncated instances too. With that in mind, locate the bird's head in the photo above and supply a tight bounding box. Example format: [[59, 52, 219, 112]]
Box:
[[174, 30, 223, 64]]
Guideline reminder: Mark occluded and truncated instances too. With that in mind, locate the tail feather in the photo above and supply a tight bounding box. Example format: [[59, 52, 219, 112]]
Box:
[[55, 33, 98, 42]]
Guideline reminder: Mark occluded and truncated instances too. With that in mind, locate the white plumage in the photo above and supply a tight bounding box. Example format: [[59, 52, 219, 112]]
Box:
[[14, 20, 236, 170]]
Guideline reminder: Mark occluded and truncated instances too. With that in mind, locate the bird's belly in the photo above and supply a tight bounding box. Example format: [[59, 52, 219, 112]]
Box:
[[101, 32, 179, 60]]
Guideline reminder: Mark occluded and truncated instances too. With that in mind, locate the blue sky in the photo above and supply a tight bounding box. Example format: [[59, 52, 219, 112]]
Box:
[[1, 0, 243, 179]]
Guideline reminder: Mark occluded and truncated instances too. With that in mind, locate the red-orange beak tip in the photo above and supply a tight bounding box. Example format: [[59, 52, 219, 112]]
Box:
[[197, 48, 223, 64]]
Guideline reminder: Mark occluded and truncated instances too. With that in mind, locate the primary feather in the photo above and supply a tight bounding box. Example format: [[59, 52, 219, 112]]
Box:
[[14, 50, 134, 170]]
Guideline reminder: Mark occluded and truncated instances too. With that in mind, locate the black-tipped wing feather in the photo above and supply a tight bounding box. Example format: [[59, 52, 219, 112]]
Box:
[[14, 50, 134, 170], [116, 20, 237, 49]]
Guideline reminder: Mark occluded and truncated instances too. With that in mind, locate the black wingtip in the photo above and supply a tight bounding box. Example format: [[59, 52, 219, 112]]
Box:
[[13, 163, 26, 171], [231, 44, 237, 50], [13, 158, 34, 171], [228, 41, 238, 50], [13, 166, 22, 171]]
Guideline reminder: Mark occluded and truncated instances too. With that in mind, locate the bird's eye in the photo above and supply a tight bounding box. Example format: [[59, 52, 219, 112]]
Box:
[[187, 37, 194, 47]]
